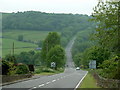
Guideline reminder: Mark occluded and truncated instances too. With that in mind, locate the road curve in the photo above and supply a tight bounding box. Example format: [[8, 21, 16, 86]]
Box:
[[2, 37, 87, 89]]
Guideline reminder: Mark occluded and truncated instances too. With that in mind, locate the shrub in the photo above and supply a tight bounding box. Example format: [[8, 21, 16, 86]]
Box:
[[2, 60, 10, 75], [42, 68, 55, 73], [99, 56, 119, 79], [16, 64, 29, 74]]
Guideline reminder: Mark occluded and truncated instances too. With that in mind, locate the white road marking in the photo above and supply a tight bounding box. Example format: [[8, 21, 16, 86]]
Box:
[[46, 82, 50, 84], [52, 80, 56, 82], [74, 71, 88, 90], [39, 84, 45, 87], [33, 86, 37, 89]]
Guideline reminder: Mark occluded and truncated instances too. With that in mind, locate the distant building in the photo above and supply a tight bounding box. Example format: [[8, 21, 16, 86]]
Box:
[[35, 47, 42, 50]]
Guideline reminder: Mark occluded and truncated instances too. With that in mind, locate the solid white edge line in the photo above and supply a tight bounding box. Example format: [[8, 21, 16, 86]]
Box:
[[74, 71, 88, 90]]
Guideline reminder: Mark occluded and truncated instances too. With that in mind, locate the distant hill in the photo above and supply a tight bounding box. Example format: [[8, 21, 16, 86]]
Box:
[[2, 11, 94, 32]]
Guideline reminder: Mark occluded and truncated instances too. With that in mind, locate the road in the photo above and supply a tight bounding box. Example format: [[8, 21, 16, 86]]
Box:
[[2, 37, 87, 90]]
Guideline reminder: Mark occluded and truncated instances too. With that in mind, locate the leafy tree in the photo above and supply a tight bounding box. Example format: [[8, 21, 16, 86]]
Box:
[[37, 41, 43, 47], [18, 35, 23, 41], [82, 46, 110, 68], [16, 52, 33, 65], [33, 52, 42, 66], [41, 32, 60, 64], [4, 54, 16, 64], [46, 45, 65, 69], [73, 53, 82, 67], [99, 56, 120, 79], [92, 1, 119, 54]]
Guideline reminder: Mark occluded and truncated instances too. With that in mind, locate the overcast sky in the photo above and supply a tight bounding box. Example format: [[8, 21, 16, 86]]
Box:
[[0, 0, 98, 15]]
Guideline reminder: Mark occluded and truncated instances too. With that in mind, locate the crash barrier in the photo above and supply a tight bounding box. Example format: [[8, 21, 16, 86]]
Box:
[[1, 74, 32, 84], [93, 72, 120, 88]]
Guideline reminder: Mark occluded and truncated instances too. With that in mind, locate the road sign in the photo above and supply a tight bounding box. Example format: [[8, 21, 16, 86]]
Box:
[[89, 60, 96, 69], [51, 62, 56, 68]]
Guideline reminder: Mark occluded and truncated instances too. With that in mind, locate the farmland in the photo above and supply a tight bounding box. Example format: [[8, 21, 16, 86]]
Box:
[[2, 38, 37, 56], [3, 30, 51, 42], [2, 30, 56, 57]]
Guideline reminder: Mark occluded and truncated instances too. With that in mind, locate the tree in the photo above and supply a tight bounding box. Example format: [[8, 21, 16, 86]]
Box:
[[99, 56, 120, 79], [92, 1, 119, 54], [82, 46, 110, 68], [46, 45, 65, 69], [4, 54, 16, 64], [73, 53, 82, 67], [41, 32, 60, 65], [18, 35, 24, 41], [16, 52, 32, 64]]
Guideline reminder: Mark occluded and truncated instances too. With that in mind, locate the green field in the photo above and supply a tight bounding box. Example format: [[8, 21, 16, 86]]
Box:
[[3, 30, 51, 42], [2, 38, 37, 57], [1, 30, 60, 57]]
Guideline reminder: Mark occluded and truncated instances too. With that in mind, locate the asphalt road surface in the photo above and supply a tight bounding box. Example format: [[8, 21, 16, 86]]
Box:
[[2, 37, 87, 90]]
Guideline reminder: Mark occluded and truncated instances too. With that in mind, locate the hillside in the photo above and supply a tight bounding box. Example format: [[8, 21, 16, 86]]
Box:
[[2, 11, 93, 32]]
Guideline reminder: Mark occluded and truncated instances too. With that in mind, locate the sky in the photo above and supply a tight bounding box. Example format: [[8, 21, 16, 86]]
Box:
[[0, 0, 98, 15]]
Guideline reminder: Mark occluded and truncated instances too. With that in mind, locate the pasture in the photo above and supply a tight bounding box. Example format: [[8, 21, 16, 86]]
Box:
[[2, 30, 60, 57], [3, 30, 51, 42], [2, 38, 38, 57]]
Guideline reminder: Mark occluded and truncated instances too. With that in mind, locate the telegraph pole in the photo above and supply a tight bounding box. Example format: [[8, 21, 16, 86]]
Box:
[[12, 42, 14, 55]]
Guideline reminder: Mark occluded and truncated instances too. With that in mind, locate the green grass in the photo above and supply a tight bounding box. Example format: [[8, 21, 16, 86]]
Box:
[[35, 72, 57, 75], [2, 38, 37, 57], [2, 30, 61, 57], [34, 66, 64, 75], [78, 73, 100, 88], [3, 30, 59, 41]]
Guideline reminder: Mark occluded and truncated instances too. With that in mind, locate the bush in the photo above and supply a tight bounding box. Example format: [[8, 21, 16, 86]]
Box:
[[98, 56, 119, 79], [2, 60, 17, 75], [34, 67, 55, 74], [16, 64, 29, 74], [42, 68, 55, 73], [2, 60, 10, 75]]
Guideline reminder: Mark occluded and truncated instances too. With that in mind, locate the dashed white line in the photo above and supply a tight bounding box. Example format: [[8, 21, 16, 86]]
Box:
[[39, 84, 45, 87], [33, 87, 37, 89], [52, 80, 56, 82], [46, 82, 50, 84]]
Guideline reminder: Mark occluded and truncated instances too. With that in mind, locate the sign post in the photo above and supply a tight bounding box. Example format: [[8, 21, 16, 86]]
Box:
[[51, 62, 56, 69], [89, 60, 96, 69]]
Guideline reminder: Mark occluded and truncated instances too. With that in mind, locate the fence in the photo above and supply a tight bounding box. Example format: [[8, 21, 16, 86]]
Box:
[[93, 72, 120, 88]]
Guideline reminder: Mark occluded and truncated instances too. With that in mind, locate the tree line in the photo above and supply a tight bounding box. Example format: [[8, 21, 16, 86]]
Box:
[[72, 1, 120, 79]]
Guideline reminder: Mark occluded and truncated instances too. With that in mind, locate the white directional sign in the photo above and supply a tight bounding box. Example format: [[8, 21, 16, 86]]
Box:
[[51, 62, 56, 68], [89, 60, 96, 69]]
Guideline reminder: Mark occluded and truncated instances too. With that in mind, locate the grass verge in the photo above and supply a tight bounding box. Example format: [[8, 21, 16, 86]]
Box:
[[34, 67, 64, 75], [78, 72, 100, 88]]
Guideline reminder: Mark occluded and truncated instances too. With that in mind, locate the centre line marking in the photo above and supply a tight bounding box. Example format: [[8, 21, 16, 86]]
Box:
[[33, 87, 37, 89], [39, 84, 44, 87], [52, 80, 56, 82], [46, 82, 50, 84]]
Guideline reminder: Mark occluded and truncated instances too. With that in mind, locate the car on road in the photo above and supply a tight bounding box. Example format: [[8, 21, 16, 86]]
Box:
[[76, 67, 80, 70]]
